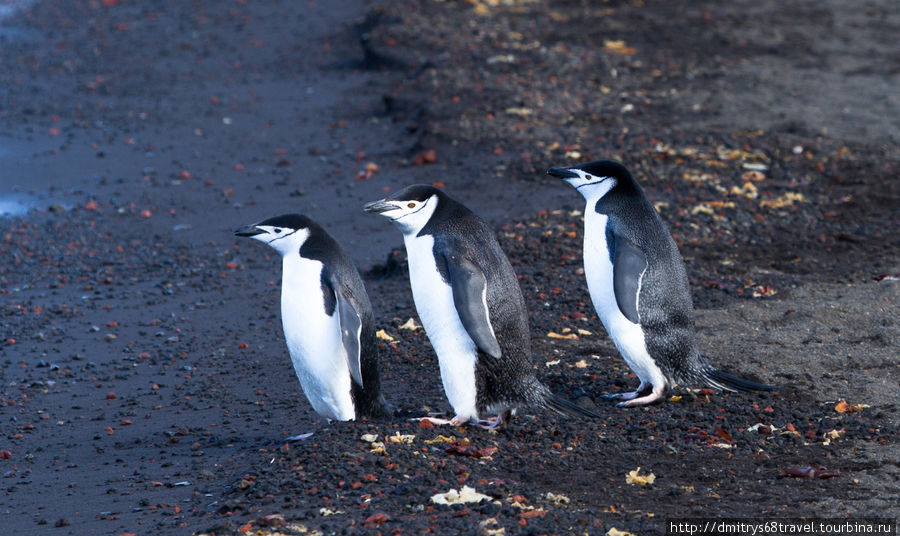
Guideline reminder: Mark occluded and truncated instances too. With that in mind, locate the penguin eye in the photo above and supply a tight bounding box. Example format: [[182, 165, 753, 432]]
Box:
[[407, 202, 416, 209], [585, 175, 593, 180], [274, 228, 282, 234]]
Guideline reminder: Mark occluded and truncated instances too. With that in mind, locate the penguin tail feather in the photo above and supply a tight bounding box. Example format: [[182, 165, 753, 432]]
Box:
[[705, 368, 777, 393], [545, 393, 603, 420]]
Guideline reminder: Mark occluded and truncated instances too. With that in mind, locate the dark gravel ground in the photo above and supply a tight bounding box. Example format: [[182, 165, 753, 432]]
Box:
[[0, 0, 897, 535]]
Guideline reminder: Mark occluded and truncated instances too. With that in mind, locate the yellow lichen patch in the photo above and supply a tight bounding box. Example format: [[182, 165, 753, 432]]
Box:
[[545, 492, 570, 505], [625, 467, 656, 485], [603, 40, 637, 55], [730, 181, 759, 199], [690, 204, 715, 216], [398, 318, 421, 331], [682, 171, 716, 183], [834, 400, 870, 413], [424, 435, 457, 444], [505, 107, 534, 117], [547, 331, 578, 340], [760, 192, 807, 209], [388, 432, 415, 444], [375, 329, 397, 343]]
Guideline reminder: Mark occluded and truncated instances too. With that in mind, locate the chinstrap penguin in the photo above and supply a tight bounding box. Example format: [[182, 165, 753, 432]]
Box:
[[235, 214, 389, 421], [549, 161, 776, 406], [364, 185, 599, 427]]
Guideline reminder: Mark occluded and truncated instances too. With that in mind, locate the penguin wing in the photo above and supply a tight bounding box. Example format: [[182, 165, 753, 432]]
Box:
[[443, 253, 503, 359], [325, 276, 365, 388], [612, 234, 648, 324]]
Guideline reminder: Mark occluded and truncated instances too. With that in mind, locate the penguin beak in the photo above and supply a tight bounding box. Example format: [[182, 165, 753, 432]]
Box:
[[234, 224, 265, 237], [547, 167, 580, 180], [362, 199, 397, 214]]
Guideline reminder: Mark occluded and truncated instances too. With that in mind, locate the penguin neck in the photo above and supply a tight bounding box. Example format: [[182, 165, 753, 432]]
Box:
[[281, 252, 325, 307], [591, 187, 643, 216], [587, 196, 611, 216], [417, 197, 470, 238]]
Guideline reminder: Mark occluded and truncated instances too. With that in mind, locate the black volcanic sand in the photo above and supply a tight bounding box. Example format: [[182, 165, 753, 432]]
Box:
[[1, 0, 898, 534]]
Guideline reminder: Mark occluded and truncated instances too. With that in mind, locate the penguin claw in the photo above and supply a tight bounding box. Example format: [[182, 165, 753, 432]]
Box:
[[410, 416, 471, 427], [602, 383, 652, 402], [615, 387, 666, 407], [410, 416, 454, 426], [449, 415, 471, 427], [410, 415, 505, 429], [474, 416, 505, 430]]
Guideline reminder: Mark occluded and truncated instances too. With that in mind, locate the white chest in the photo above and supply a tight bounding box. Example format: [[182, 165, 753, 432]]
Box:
[[403, 234, 479, 419], [583, 212, 618, 322], [279, 255, 354, 421]]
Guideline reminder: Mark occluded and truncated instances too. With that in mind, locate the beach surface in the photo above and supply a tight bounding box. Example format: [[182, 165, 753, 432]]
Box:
[[0, 0, 897, 534]]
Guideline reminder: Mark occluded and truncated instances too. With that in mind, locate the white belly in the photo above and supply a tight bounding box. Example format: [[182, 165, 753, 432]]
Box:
[[280, 256, 355, 421], [404, 234, 479, 420], [583, 211, 666, 388]]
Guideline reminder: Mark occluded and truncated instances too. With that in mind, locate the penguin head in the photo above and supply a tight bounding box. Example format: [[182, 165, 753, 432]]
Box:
[[234, 213, 314, 256], [363, 184, 441, 236], [548, 160, 631, 201]]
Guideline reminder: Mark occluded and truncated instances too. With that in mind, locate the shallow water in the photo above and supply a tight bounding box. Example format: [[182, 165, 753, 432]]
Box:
[[0, 192, 36, 215], [0, 134, 73, 216], [0, 0, 38, 22]]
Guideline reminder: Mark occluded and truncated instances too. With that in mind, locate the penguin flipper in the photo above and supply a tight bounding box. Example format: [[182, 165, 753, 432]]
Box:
[[612, 234, 647, 324], [334, 287, 364, 388], [443, 254, 502, 359]]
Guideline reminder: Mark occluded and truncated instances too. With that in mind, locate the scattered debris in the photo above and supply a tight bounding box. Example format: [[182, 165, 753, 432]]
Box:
[[375, 329, 397, 343], [479, 518, 505, 536], [547, 331, 578, 340], [625, 467, 656, 485], [780, 466, 840, 479], [747, 423, 776, 435], [446, 439, 497, 459], [412, 149, 437, 166], [603, 40, 636, 55], [760, 192, 807, 209], [431, 486, 492, 506], [545, 492, 570, 505], [424, 435, 458, 444], [364, 512, 388, 528], [834, 400, 870, 413], [388, 432, 415, 444]]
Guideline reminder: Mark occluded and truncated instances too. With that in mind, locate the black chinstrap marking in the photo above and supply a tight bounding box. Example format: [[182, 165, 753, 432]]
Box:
[[575, 176, 611, 190], [266, 227, 300, 245]]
